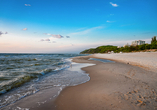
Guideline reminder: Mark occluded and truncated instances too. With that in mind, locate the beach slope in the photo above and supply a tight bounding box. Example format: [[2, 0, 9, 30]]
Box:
[[55, 53, 157, 110]]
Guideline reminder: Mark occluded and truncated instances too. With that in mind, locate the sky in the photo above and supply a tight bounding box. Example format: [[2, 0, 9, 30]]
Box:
[[0, 0, 157, 53]]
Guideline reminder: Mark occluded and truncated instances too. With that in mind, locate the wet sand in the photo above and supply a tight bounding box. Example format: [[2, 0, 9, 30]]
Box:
[[55, 54, 157, 110]]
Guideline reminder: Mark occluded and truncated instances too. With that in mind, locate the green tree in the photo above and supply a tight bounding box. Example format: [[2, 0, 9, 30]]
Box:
[[139, 44, 146, 50], [150, 36, 157, 49], [135, 45, 139, 51], [145, 44, 151, 49], [151, 36, 157, 44], [124, 46, 131, 52], [151, 41, 157, 49], [129, 46, 136, 51]]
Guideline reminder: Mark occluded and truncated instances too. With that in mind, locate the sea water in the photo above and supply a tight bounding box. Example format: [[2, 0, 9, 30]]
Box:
[[0, 53, 90, 109]]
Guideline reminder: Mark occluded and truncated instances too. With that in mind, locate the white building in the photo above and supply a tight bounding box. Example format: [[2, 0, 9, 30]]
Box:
[[132, 40, 145, 46]]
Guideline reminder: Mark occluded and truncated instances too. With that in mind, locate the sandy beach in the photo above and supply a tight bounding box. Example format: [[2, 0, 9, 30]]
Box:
[[55, 52, 157, 110], [2, 52, 157, 110], [92, 52, 157, 72]]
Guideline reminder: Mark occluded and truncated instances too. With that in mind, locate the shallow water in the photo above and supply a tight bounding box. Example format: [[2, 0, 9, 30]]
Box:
[[89, 58, 114, 63], [0, 53, 89, 109]]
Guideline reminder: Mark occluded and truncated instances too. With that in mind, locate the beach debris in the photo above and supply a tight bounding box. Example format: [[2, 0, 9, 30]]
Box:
[[53, 95, 57, 97], [16, 106, 30, 110], [17, 106, 22, 109], [124, 94, 129, 100], [131, 90, 137, 93], [127, 92, 132, 94], [137, 95, 142, 98], [137, 100, 143, 103], [136, 100, 146, 106]]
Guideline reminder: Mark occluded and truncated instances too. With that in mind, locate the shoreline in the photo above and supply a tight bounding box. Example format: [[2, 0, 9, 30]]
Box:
[[1, 57, 94, 110], [55, 53, 157, 110], [2, 52, 157, 110]]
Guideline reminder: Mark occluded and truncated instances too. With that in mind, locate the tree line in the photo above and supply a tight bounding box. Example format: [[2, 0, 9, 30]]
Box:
[[80, 36, 157, 54]]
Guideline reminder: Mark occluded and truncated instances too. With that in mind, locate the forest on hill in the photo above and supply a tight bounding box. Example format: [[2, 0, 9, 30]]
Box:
[[80, 36, 157, 54]]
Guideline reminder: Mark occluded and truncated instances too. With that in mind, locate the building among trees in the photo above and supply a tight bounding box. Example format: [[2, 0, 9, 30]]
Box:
[[132, 40, 145, 46]]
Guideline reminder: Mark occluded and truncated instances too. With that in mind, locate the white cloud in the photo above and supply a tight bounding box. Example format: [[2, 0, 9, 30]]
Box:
[[5, 32, 8, 34], [52, 41, 56, 43], [40, 38, 51, 42], [51, 34, 64, 39], [23, 28, 27, 31], [25, 4, 31, 6], [110, 2, 118, 7], [106, 20, 115, 23], [106, 20, 110, 22], [69, 26, 104, 36], [44, 33, 64, 39]]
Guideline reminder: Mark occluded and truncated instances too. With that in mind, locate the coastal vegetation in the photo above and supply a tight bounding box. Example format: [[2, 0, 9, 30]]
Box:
[[80, 36, 157, 54]]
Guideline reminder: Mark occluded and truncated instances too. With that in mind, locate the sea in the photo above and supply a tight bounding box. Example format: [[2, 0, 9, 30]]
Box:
[[0, 53, 91, 109]]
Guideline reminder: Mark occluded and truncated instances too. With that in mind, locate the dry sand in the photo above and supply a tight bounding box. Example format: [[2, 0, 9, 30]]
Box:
[[55, 52, 157, 110], [92, 52, 157, 72]]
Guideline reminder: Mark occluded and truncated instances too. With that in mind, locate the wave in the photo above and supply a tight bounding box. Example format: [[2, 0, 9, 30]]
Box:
[[0, 54, 88, 96], [0, 63, 70, 95]]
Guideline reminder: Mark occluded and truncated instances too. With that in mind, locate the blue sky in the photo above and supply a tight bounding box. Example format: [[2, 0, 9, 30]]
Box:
[[0, 0, 157, 53]]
